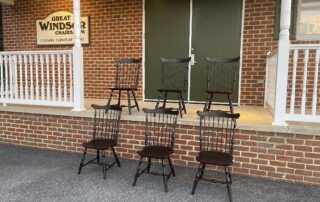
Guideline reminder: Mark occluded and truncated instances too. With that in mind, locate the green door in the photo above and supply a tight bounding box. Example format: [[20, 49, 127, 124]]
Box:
[[145, 0, 190, 100], [145, 0, 243, 102], [190, 0, 243, 102]]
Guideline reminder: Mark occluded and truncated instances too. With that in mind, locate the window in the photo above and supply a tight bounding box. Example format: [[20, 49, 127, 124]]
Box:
[[296, 0, 320, 40]]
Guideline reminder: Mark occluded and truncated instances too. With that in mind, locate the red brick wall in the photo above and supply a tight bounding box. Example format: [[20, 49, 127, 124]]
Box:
[[1, 110, 319, 184], [241, 0, 278, 105], [1, 0, 143, 100]]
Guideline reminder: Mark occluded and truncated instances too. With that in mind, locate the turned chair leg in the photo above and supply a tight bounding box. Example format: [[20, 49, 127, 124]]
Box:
[[97, 150, 100, 164], [161, 159, 168, 192], [111, 146, 121, 167], [78, 148, 87, 175], [147, 157, 151, 172], [203, 93, 213, 112], [118, 90, 121, 106], [155, 93, 162, 109], [177, 92, 183, 118], [225, 166, 233, 202], [127, 90, 132, 115], [191, 162, 205, 194], [133, 157, 144, 186], [163, 92, 168, 108], [179, 92, 187, 114], [107, 90, 114, 105], [227, 94, 234, 114], [132, 90, 140, 111], [168, 158, 175, 177]]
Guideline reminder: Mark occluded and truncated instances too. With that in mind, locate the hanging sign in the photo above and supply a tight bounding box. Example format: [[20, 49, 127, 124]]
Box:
[[36, 11, 89, 45]]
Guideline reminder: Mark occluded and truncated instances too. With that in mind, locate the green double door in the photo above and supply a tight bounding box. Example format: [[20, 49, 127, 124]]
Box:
[[145, 0, 243, 103]]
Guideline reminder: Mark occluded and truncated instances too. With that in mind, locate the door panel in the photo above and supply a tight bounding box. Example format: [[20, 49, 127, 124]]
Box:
[[190, 0, 243, 102], [145, 0, 190, 100]]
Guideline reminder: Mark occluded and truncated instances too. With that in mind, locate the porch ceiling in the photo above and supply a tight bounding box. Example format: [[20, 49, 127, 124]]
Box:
[[0, 0, 13, 5]]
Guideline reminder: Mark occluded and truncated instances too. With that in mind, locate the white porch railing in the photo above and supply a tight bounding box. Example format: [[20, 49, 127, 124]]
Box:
[[264, 49, 278, 113], [285, 44, 320, 122], [0, 50, 74, 107], [265, 44, 320, 124]]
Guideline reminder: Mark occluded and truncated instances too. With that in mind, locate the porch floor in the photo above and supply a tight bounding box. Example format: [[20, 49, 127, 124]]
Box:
[[1, 98, 319, 136], [0, 143, 319, 202]]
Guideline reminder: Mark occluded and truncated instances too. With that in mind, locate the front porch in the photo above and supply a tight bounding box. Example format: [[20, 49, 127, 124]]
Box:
[[1, 143, 319, 201]]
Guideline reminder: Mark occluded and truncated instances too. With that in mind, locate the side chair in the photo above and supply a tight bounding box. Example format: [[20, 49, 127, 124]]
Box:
[[155, 57, 191, 118], [191, 110, 240, 202], [78, 104, 122, 180], [133, 108, 179, 192], [107, 58, 142, 115], [203, 57, 240, 113]]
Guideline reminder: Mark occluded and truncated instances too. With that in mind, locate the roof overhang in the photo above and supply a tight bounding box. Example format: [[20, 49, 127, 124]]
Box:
[[0, 0, 14, 5]]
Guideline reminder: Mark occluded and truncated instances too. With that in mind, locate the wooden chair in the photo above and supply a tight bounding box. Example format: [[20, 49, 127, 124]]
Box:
[[191, 110, 240, 202], [78, 104, 122, 180], [203, 57, 240, 113], [155, 57, 191, 118], [107, 58, 142, 115], [133, 108, 179, 192]]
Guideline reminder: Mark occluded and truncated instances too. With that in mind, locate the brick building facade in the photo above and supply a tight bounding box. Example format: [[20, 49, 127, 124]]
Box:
[[1, 0, 297, 106], [1, 0, 320, 185]]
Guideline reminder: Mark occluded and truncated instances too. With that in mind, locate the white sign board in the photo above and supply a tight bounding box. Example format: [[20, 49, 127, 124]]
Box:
[[36, 11, 89, 45]]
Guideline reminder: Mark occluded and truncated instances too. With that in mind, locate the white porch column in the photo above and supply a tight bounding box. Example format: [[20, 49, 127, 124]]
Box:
[[72, 0, 85, 111], [273, 0, 292, 125]]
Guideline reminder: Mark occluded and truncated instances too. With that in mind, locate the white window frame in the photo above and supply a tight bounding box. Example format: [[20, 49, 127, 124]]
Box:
[[296, 0, 320, 40]]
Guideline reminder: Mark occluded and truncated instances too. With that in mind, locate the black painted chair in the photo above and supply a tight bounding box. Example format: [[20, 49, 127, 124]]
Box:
[[155, 57, 191, 118], [107, 58, 142, 115], [78, 104, 122, 180], [133, 108, 179, 192], [203, 57, 240, 113], [191, 110, 240, 202]]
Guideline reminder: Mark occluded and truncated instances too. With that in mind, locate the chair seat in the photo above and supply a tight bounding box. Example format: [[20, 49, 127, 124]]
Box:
[[110, 87, 137, 91], [206, 90, 231, 94], [83, 139, 116, 150], [196, 151, 233, 166], [158, 88, 181, 93], [137, 146, 173, 159]]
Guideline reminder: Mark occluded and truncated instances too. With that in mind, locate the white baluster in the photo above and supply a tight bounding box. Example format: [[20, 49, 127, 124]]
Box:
[[290, 50, 298, 114], [51, 54, 56, 102], [69, 53, 73, 102], [19, 55, 23, 100], [24, 55, 29, 100], [301, 49, 309, 115], [29, 55, 34, 100], [46, 54, 50, 101], [40, 55, 45, 100], [57, 54, 62, 101], [0, 55, 4, 99], [312, 49, 320, 115], [63, 54, 67, 102], [34, 55, 39, 100], [9, 55, 14, 99], [14, 55, 18, 99], [4, 55, 9, 99]]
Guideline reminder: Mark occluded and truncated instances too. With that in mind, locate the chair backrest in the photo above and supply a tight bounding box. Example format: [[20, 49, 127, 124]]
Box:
[[114, 58, 142, 89], [197, 110, 240, 155], [143, 108, 179, 149], [206, 57, 240, 93], [92, 104, 122, 141], [160, 57, 191, 91]]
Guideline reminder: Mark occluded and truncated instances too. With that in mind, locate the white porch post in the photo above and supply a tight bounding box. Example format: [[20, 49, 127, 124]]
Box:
[[273, 0, 292, 125], [72, 0, 85, 111]]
